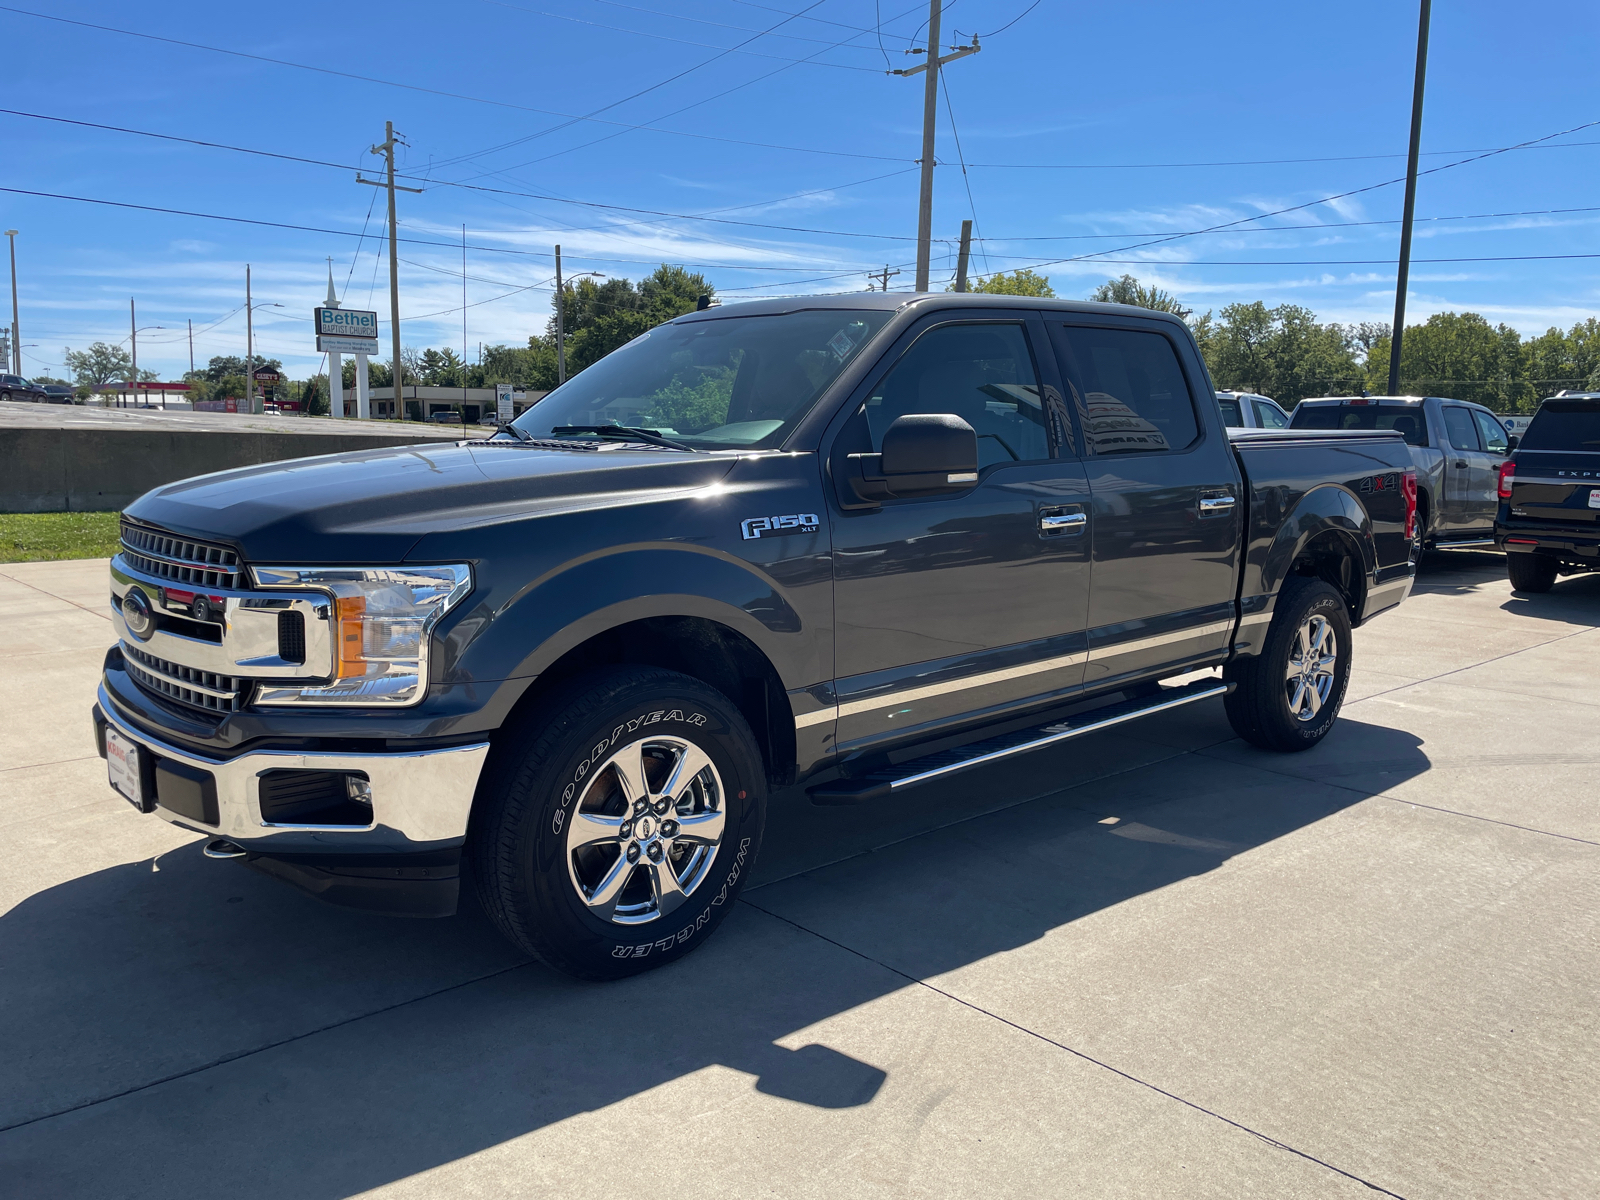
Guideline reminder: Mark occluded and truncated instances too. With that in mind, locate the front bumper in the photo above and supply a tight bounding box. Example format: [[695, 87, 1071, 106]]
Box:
[[94, 682, 490, 854]]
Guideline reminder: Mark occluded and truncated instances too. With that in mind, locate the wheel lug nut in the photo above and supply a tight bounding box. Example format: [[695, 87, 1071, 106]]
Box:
[[647, 842, 664, 863], [626, 843, 641, 863], [619, 822, 632, 839], [653, 797, 671, 816], [633, 800, 648, 816], [661, 819, 679, 837]]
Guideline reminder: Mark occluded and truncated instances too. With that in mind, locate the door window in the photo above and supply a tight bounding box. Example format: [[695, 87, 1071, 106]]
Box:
[[864, 322, 1048, 467], [1055, 326, 1199, 453], [1472, 409, 1508, 453], [1216, 395, 1243, 426], [1254, 400, 1288, 428], [1443, 407, 1482, 451]]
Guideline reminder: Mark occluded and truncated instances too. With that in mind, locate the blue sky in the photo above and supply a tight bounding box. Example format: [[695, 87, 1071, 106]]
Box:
[[4, 0, 1597, 382]]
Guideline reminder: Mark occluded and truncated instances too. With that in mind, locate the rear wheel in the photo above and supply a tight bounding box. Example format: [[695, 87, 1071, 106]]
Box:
[[1224, 575, 1352, 752], [470, 666, 766, 980], [1506, 553, 1557, 594]]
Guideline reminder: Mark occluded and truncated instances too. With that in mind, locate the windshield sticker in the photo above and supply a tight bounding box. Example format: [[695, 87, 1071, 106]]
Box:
[[827, 329, 858, 361], [741, 513, 820, 540]]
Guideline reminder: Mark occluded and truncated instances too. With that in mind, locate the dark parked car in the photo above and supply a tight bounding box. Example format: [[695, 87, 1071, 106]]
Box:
[[430, 410, 463, 424], [93, 294, 1416, 979], [39, 384, 77, 404], [0, 373, 48, 402], [1291, 395, 1511, 552], [1495, 392, 1600, 592]]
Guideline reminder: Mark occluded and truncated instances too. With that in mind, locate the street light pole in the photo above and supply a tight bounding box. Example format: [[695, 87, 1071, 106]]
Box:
[[130, 298, 137, 408], [555, 244, 565, 385], [4, 230, 18, 374], [245, 265, 254, 415], [1388, 0, 1432, 397]]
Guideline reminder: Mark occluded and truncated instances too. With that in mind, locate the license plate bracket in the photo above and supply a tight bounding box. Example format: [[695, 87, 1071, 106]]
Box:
[[106, 726, 154, 813]]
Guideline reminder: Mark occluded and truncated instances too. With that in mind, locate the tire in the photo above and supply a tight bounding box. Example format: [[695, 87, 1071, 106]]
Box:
[[1506, 553, 1557, 594], [1224, 575, 1352, 753], [470, 666, 766, 980], [0, 391, 10, 402]]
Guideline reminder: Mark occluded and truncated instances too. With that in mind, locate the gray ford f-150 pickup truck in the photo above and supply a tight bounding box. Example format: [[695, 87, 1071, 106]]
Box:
[[94, 294, 1417, 979]]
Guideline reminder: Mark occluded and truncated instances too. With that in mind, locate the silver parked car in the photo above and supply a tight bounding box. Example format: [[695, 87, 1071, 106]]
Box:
[[1216, 390, 1291, 429], [1291, 395, 1511, 551]]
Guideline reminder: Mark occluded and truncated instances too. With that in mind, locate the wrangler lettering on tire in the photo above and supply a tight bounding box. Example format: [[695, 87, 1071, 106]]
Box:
[[471, 666, 765, 980]]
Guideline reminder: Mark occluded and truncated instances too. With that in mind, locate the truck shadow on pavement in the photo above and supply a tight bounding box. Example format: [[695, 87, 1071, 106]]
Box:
[[0, 710, 1429, 1198]]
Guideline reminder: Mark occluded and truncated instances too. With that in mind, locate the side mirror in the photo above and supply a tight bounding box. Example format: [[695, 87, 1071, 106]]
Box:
[[1506, 434, 1520, 452], [845, 413, 979, 505]]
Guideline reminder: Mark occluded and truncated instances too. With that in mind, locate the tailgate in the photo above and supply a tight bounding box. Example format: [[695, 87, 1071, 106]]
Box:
[[1508, 452, 1600, 526]]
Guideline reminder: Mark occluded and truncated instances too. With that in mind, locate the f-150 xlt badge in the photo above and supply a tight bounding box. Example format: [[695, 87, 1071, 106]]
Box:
[[741, 513, 820, 540]]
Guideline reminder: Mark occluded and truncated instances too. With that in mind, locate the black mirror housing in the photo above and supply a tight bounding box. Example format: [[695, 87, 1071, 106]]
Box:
[[1506, 434, 1520, 452], [844, 413, 979, 505]]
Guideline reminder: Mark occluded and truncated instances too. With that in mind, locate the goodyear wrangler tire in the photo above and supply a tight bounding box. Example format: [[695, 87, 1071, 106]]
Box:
[[470, 666, 765, 980], [1223, 575, 1352, 753]]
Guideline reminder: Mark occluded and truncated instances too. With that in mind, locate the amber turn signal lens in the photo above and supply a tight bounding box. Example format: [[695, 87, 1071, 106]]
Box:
[[335, 595, 367, 678]]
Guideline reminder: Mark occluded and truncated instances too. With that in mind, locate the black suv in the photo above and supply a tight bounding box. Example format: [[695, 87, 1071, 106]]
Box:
[[0, 373, 48, 402], [1495, 392, 1600, 592]]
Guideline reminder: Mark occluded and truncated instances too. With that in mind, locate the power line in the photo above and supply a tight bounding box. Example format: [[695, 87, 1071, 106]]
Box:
[[474, 0, 882, 70], [955, 0, 1041, 39], [966, 140, 1600, 169], [0, 6, 908, 164]]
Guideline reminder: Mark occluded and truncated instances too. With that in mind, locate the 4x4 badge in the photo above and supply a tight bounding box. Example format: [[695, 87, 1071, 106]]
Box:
[[741, 513, 820, 540]]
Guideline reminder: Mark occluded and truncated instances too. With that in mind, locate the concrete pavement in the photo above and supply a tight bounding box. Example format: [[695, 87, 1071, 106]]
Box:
[[0, 550, 1595, 1198]]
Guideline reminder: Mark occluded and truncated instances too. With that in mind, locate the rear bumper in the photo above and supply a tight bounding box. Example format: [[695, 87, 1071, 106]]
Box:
[[1495, 524, 1600, 564]]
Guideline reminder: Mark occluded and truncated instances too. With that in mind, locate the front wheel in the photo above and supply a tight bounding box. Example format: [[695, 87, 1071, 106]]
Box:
[[1506, 553, 1557, 594], [1224, 575, 1353, 752], [470, 666, 766, 980]]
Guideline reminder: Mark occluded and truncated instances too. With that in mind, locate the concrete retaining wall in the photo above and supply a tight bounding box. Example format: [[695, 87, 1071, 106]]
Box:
[[0, 426, 468, 512]]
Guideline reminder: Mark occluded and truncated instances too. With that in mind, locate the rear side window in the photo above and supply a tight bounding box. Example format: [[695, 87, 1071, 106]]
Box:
[[1216, 395, 1243, 427], [1443, 407, 1481, 451], [1472, 410, 1508, 453], [1254, 400, 1288, 429], [1291, 404, 1429, 446], [1055, 325, 1199, 453], [1520, 402, 1600, 451]]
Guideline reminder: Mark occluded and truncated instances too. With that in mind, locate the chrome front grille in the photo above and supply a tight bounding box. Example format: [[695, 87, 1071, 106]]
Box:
[[120, 520, 241, 590], [123, 643, 247, 714]]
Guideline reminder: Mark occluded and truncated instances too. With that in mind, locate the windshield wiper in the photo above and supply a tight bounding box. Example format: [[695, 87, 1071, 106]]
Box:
[[550, 425, 698, 453]]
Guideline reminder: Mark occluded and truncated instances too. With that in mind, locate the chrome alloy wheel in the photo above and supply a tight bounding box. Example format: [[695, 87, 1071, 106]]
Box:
[[563, 736, 725, 925], [1285, 614, 1338, 722]]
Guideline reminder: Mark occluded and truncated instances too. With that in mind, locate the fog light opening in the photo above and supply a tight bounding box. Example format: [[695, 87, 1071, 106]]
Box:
[[346, 776, 373, 806]]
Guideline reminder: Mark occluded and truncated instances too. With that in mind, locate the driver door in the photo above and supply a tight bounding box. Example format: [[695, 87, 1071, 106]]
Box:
[[826, 311, 1092, 757]]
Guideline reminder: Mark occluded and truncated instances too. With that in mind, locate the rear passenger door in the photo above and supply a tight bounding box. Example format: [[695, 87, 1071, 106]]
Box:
[[1046, 317, 1243, 690], [1441, 405, 1496, 534]]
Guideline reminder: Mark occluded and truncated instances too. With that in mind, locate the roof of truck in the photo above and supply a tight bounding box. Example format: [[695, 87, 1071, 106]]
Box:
[[673, 292, 1189, 324]]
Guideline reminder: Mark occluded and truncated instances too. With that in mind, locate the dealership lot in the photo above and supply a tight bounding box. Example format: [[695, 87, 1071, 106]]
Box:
[[0, 551, 1595, 1198]]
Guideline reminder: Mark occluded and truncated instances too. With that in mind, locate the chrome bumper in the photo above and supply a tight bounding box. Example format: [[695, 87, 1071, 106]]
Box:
[[97, 682, 489, 852]]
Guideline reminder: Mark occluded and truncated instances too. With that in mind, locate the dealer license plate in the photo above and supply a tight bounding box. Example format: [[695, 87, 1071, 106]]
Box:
[[106, 726, 149, 812]]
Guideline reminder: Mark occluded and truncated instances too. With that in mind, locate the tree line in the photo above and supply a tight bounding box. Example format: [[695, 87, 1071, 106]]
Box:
[[54, 265, 1599, 416]]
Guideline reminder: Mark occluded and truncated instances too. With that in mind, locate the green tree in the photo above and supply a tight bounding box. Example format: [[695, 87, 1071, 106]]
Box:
[[961, 269, 1055, 297], [1201, 302, 1363, 405], [417, 348, 465, 385], [1089, 274, 1190, 318], [64, 342, 132, 387], [1363, 312, 1533, 410]]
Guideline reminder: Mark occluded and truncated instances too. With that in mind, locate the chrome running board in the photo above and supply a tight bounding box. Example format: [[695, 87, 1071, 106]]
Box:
[[1432, 538, 1495, 549], [808, 679, 1229, 805]]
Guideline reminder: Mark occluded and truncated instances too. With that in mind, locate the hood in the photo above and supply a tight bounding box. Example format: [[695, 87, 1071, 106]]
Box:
[[123, 440, 737, 564]]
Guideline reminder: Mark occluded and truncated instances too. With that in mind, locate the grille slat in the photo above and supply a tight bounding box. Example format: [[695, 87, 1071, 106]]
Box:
[[119, 520, 241, 591], [123, 643, 246, 714]]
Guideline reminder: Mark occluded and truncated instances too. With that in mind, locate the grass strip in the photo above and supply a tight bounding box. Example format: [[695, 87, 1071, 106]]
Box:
[[0, 512, 122, 562]]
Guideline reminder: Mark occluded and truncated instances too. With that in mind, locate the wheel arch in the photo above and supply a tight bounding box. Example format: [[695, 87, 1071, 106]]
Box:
[[1260, 484, 1376, 623]]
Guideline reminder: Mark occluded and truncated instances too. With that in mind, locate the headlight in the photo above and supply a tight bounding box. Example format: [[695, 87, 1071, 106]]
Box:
[[248, 565, 472, 707]]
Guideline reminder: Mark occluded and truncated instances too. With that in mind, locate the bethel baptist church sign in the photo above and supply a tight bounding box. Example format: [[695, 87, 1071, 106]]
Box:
[[314, 306, 379, 355]]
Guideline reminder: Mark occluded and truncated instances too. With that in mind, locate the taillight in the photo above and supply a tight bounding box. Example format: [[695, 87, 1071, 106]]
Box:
[[1402, 469, 1418, 540], [1497, 459, 1515, 500]]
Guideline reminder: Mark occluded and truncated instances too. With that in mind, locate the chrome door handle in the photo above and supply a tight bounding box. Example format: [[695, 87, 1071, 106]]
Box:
[[1039, 512, 1087, 533], [1198, 494, 1236, 516]]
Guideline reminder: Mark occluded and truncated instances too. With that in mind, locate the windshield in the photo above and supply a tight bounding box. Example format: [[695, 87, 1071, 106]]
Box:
[[510, 309, 891, 450], [1520, 401, 1600, 451], [1291, 403, 1429, 447]]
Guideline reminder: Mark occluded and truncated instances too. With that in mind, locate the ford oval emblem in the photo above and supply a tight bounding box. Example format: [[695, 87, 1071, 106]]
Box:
[[121, 588, 155, 639]]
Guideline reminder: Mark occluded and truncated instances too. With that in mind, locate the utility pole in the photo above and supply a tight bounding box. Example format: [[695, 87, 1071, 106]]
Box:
[[555, 244, 566, 385], [245, 265, 254, 414], [893, 2, 979, 291], [1388, 0, 1431, 397], [360, 122, 421, 418], [4, 229, 19, 374], [129, 298, 137, 409], [867, 265, 901, 292], [953, 219, 973, 292], [462, 224, 468, 410]]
